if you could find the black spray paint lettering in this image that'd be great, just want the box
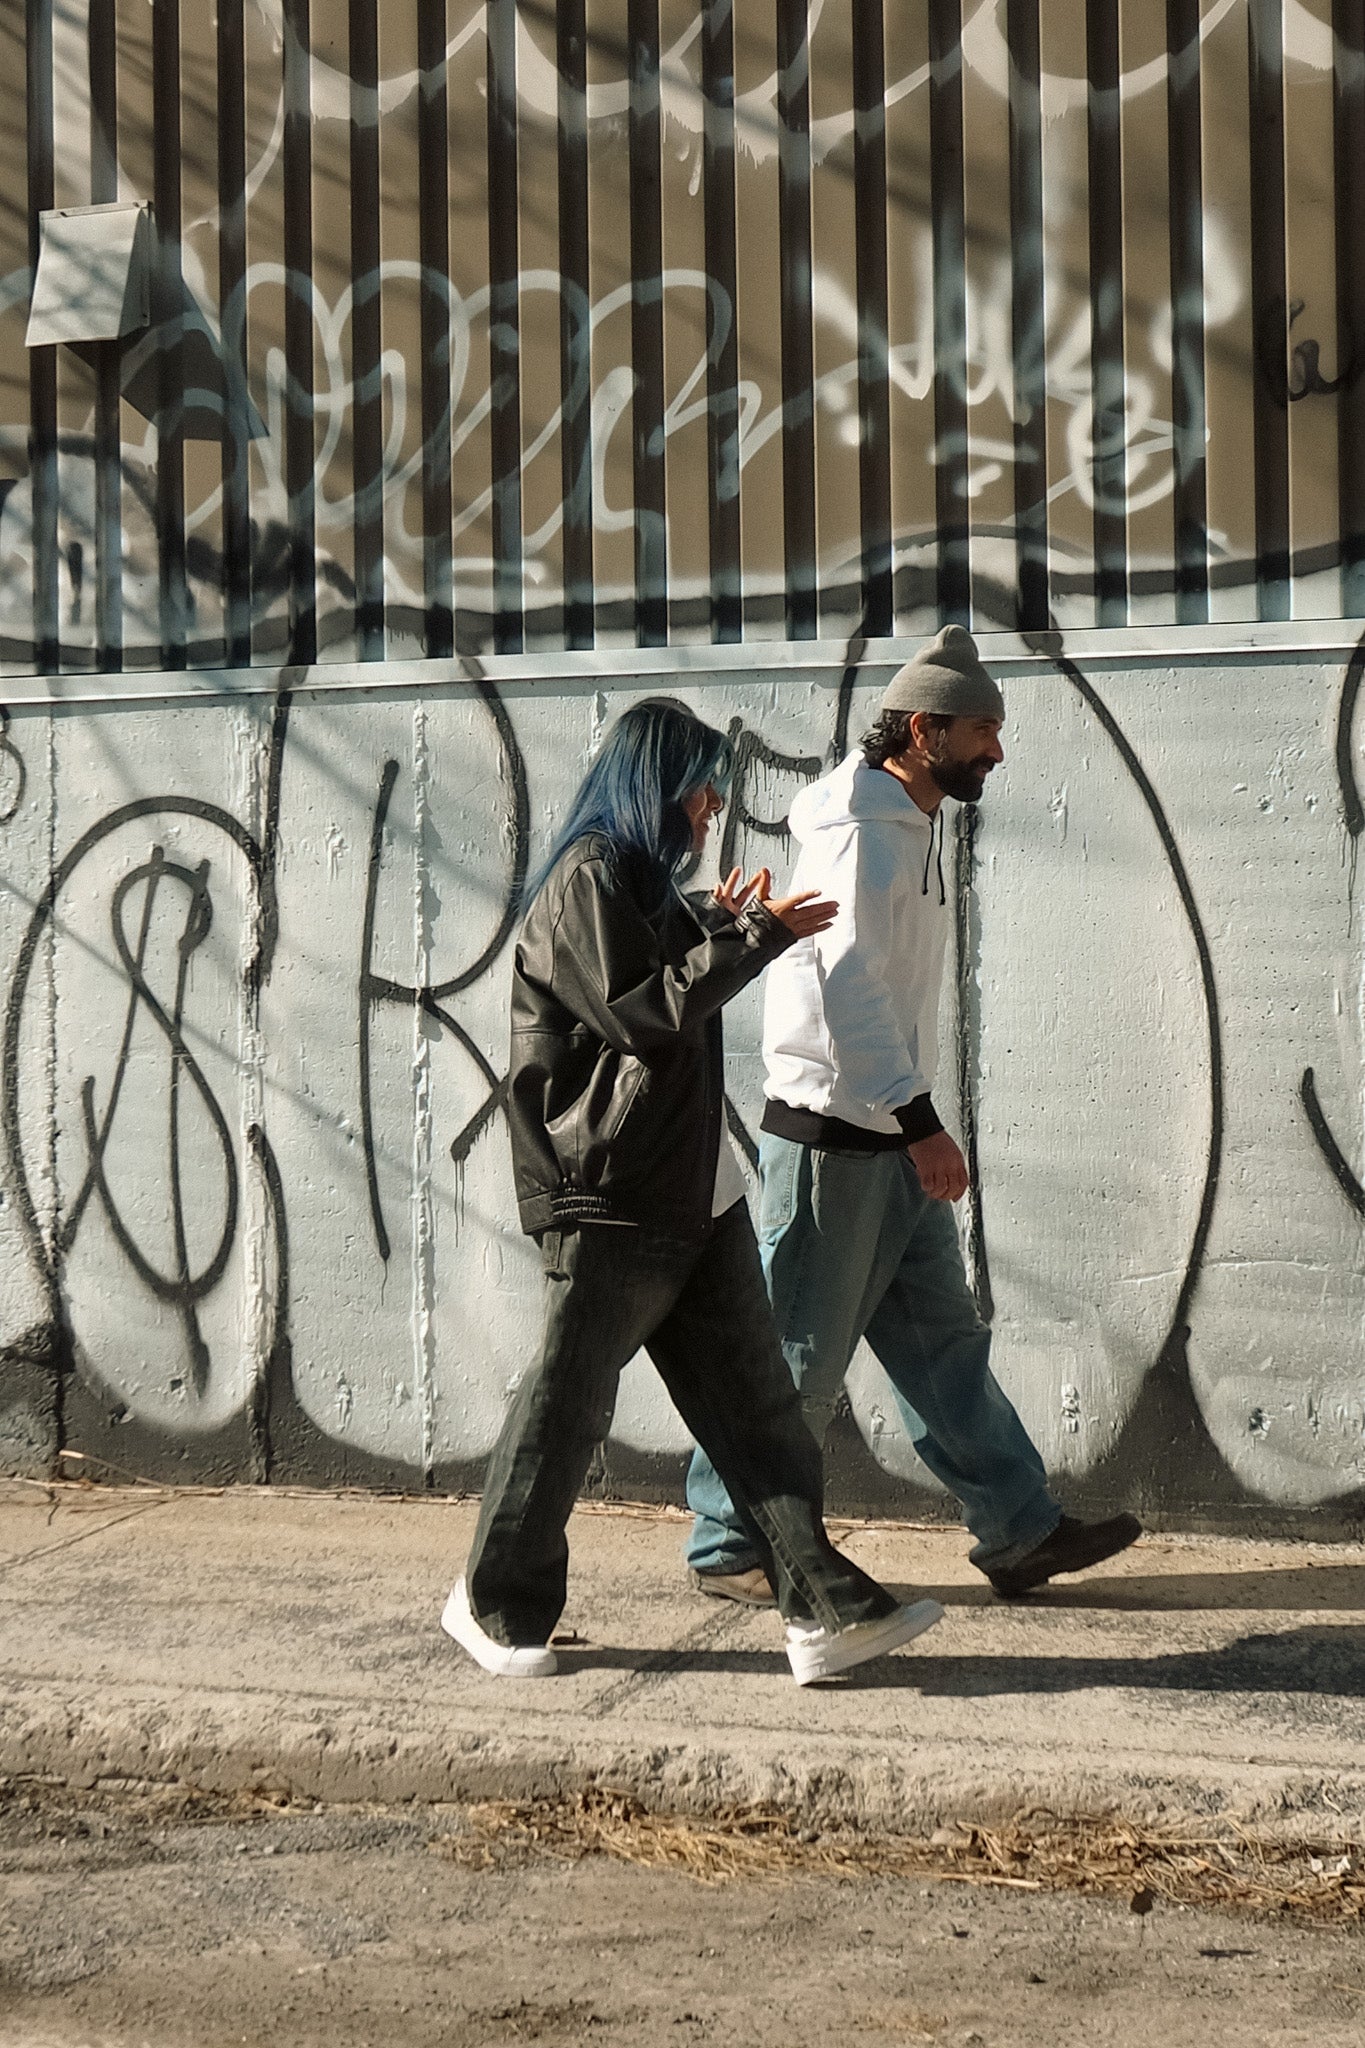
[0,640,1352,1508]
[0,653,1219,1451]
[58,847,240,1393]
[1256,298,1360,409]
[0,710,27,825]
[358,667,529,1262]
[1297,624,1365,1218]
[0,691,291,1398]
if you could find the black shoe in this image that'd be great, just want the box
[985,1512,1142,1599]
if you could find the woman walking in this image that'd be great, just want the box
[441,698,943,1685]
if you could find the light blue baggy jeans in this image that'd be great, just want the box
[685,1133,1061,1575]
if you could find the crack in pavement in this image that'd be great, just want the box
[579,1601,753,1718]
[0,1500,170,1580]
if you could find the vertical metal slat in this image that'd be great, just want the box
[1008,0,1048,631]
[350,0,383,658]
[700,0,740,642]
[628,0,666,645]
[852,0,892,637]
[26,0,58,674]
[418,0,454,659]
[218,0,251,666]
[89,0,117,197]
[152,0,186,666]
[1086,0,1127,627]
[1167,0,1209,624]
[281,0,316,664]
[1248,0,1290,619]
[90,0,122,670]
[928,0,969,626]
[557,0,593,649]
[776,0,816,638]
[486,0,522,654]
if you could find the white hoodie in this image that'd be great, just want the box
[762,752,950,1137]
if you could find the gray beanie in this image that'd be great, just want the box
[879,625,1005,721]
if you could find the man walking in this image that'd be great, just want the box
[685,626,1141,1602]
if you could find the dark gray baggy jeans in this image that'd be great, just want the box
[466,1202,898,1648]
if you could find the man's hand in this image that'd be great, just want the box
[907,1129,970,1202]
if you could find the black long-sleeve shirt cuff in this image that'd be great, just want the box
[894,1094,944,1143]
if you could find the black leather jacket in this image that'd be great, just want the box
[507,836,795,1238]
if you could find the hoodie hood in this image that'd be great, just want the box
[787,751,932,845]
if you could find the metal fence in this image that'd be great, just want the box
[2,0,1364,673]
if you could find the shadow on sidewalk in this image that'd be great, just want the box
[885,1566,1365,1613]
[556,1624,1365,1698]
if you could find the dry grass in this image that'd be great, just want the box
[431,1787,1365,1925]
[10,1768,1365,1927]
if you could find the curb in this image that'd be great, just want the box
[7,1682,1365,1844]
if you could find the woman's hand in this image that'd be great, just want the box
[766,890,839,938]
[713,866,760,917]
[752,870,838,939]
[714,865,837,937]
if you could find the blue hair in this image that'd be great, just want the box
[526,697,735,911]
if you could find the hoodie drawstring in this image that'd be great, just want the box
[920,807,947,908]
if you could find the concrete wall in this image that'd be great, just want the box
[3,625,1364,1531]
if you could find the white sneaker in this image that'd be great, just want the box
[785,1598,945,1686]
[440,1576,558,1678]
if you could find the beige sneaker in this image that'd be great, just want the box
[689,1565,777,1608]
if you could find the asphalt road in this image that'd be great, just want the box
[2,1786,1364,2048]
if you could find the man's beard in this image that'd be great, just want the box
[929,756,994,804]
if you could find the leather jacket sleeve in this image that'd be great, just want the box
[548,855,795,1058]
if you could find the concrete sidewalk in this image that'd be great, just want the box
[5,1480,1365,1840]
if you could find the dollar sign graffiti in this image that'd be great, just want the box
[58,844,240,1391]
